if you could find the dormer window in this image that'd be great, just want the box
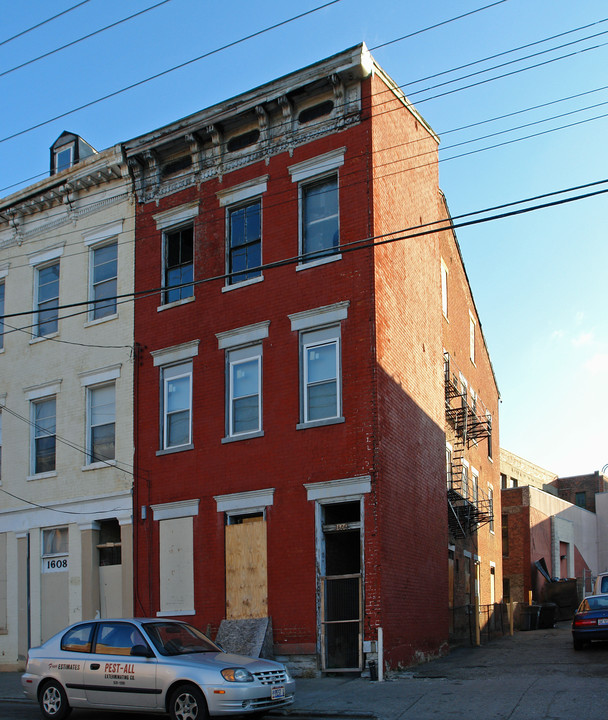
[55,145,73,173]
[50,131,96,175]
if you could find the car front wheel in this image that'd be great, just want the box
[39,680,71,720]
[169,683,208,720]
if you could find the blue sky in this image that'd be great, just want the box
[1,0,606,476]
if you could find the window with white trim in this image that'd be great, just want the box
[31,396,56,474]
[228,346,262,437]
[301,176,339,261]
[302,326,341,423]
[87,383,115,463]
[90,241,117,320]
[461,461,469,501]
[35,262,60,337]
[161,362,192,449]
[289,149,345,266]
[472,468,479,505]
[488,485,494,532]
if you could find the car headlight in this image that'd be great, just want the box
[221,667,254,682]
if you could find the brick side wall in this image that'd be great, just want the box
[369,72,449,666]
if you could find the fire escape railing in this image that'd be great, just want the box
[444,352,493,538]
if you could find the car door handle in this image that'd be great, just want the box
[91,663,100,670]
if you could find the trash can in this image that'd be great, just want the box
[520,604,540,631]
[368,660,378,681]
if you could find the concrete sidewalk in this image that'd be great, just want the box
[3,624,607,719]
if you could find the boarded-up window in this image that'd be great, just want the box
[159,517,194,614]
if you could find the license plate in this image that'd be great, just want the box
[271,686,285,700]
[598,618,608,625]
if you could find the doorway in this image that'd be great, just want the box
[319,500,362,671]
[225,512,268,619]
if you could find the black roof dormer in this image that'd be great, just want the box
[50,131,97,176]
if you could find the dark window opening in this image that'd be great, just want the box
[228,201,261,284]
[164,226,194,303]
[227,129,260,153]
[98,518,122,567]
[298,100,334,124]
[162,156,192,178]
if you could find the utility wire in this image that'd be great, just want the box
[2,98,608,272]
[0,0,174,80]
[2,178,607,323]
[0,0,345,145]
[0,0,516,147]
[0,1,92,47]
[0,484,130,516]
[0,403,135,476]
[370,0,509,51]
[1,12,605,186]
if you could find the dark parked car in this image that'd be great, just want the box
[572,595,608,650]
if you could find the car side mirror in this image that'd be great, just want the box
[131,644,154,658]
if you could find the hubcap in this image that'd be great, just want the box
[43,686,61,715]
[175,691,200,720]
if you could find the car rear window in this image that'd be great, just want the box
[61,624,95,653]
[584,596,608,611]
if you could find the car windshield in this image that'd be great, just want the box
[143,621,220,656]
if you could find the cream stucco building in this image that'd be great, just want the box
[0,136,134,668]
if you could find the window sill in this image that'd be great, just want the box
[84,313,118,328]
[82,460,116,471]
[156,610,195,617]
[27,471,58,482]
[156,443,194,456]
[296,253,342,271]
[29,332,59,345]
[222,430,264,444]
[297,416,345,430]
[157,296,195,313]
[222,275,264,293]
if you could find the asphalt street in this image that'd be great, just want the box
[2,622,607,719]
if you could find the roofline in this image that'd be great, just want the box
[124,43,375,156]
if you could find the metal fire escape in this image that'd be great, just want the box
[444,352,494,538]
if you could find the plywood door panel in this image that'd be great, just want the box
[225,520,268,619]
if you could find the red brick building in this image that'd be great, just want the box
[440,197,501,636]
[125,44,500,674]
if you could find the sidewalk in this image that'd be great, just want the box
[4,624,606,719]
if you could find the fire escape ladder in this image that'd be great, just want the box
[444,352,494,538]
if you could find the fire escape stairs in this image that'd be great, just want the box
[444,352,494,539]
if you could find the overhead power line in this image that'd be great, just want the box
[2,178,607,325]
[0,0,345,145]
[0,0,92,47]
[0,0,512,147]
[370,0,509,51]
[2,92,608,257]
[0,0,174,80]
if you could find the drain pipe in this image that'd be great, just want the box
[377,627,384,682]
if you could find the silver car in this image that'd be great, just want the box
[22,618,295,720]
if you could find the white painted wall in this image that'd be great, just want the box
[0,147,134,665]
